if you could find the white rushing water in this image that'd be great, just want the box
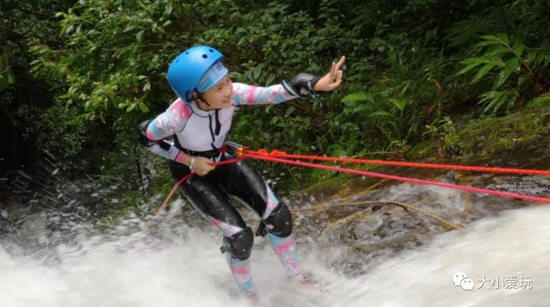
[1,194,549,307]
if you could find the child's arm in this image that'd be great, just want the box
[232,56,346,106]
[231,82,302,106]
[137,99,192,164]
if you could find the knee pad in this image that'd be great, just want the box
[260,203,292,238]
[221,227,254,261]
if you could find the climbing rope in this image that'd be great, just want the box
[146,157,243,227]
[148,145,550,227]
[242,152,550,203]
[246,149,550,176]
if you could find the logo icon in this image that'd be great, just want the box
[461,278,474,291]
[453,272,474,291]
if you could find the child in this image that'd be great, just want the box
[138,45,345,300]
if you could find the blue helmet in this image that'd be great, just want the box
[167,46,224,103]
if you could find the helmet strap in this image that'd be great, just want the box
[195,91,222,111]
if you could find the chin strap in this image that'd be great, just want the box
[195,90,224,112]
[282,73,324,107]
[195,91,211,107]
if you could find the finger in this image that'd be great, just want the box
[335,56,346,71]
[329,62,336,79]
[330,71,343,90]
[332,71,343,84]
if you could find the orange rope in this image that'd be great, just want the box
[146,157,244,227]
[246,149,550,176]
[243,153,550,203]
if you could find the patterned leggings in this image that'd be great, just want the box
[168,155,303,294]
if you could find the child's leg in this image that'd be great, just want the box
[263,186,303,280]
[214,159,304,280]
[169,161,257,296]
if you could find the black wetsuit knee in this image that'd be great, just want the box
[259,203,292,238]
[221,227,254,260]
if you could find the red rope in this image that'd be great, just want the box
[146,158,244,227]
[243,153,550,203]
[247,149,550,176]
[149,148,550,228]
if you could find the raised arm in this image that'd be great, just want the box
[231,55,346,106]
[231,83,300,106]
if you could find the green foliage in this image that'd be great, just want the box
[478,89,520,114]
[451,0,550,115]
[333,92,413,154]
[34,105,88,169]
[454,33,543,114]
[423,116,461,155]
[527,92,550,110]
[0,46,15,91]
[29,0,179,121]
[458,109,550,157]
[12,0,550,201]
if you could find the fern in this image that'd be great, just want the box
[478,89,520,114]
[445,16,495,48]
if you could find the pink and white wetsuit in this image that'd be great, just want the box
[139,82,305,296]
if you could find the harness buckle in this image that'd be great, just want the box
[224,141,246,158]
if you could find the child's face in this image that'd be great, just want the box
[200,74,233,109]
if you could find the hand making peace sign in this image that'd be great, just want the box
[313,56,346,92]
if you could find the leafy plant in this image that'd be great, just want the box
[527,92,550,110]
[423,116,460,154]
[0,46,15,91]
[454,33,540,113]
[17,0,550,198]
